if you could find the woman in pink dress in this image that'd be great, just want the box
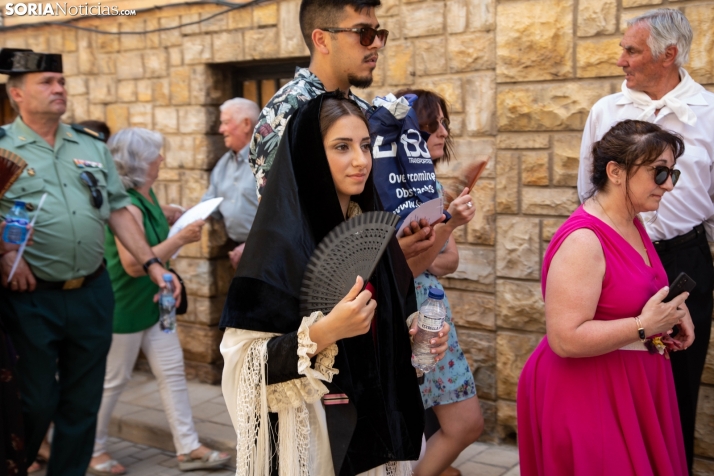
[518,120,695,476]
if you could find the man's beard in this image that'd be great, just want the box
[348,73,373,89]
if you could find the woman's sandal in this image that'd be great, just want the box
[177,450,231,471]
[87,459,126,475]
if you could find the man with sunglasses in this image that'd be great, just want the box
[250,0,385,200]
[0,48,180,476]
[250,0,436,259]
[576,10,714,472]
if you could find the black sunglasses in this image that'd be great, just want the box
[651,165,680,186]
[322,27,389,46]
[79,171,104,209]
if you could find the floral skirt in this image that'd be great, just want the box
[414,272,477,409]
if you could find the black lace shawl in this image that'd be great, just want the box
[219,92,424,475]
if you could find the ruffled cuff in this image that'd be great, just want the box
[296,312,339,383]
[266,312,339,411]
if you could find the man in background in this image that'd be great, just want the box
[202,98,260,268]
[249,0,436,260]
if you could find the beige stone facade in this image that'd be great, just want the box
[2,0,714,471]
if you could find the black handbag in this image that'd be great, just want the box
[170,267,188,315]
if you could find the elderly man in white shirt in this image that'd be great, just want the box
[577,9,714,472]
[202,98,260,268]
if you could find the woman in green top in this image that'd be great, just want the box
[89,128,230,475]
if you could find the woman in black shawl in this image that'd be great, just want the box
[219,93,450,476]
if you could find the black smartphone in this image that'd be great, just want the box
[663,272,696,303]
[664,272,696,337]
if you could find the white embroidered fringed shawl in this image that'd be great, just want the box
[220,312,413,476]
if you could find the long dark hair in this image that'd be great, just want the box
[394,88,454,163]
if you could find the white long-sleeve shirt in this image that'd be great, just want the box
[577,82,714,241]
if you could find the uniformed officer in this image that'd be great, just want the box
[0,48,180,476]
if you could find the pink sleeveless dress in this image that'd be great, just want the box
[517,206,687,476]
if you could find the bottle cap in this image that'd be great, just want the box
[14,200,25,208]
[427,288,444,300]
[163,273,173,281]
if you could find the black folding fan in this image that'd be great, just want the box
[300,211,400,315]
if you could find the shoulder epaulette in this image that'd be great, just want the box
[71,124,105,141]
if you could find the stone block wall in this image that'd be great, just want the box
[2,0,714,470]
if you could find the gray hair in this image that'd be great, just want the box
[220,98,260,127]
[108,128,164,190]
[5,75,25,113]
[627,8,693,67]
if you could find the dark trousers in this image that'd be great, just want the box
[654,229,714,474]
[0,271,114,476]
[0,322,27,476]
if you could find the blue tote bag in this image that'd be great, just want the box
[369,95,440,229]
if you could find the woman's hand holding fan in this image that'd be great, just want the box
[445,188,476,228]
[440,156,490,209]
[305,276,377,356]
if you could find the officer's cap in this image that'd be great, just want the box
[0,48,63,76]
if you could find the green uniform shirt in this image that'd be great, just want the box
[104,189,169,334]
[0,117,131,282]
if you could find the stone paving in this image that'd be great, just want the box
[33,436,519,476]
[35,371,520,475]
[34,436,235,476]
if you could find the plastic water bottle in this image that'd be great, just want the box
[411,288,447,373]
[159,273,177,333]
[3,201,29,245]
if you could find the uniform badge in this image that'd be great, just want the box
[27,168,35,176]
[73,159,103,169]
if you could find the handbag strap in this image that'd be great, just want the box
[131,192,169,267]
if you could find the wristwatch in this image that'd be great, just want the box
[142,257,163,274]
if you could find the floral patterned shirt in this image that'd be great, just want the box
[248,67,371,199]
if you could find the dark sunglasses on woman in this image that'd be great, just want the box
[321,26,389,47]
[651,165,680,186]
[79,171,104,209]
[424,117,450,134]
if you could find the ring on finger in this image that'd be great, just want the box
[467,202,473,208]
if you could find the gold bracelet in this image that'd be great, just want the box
[634,316,646,342]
